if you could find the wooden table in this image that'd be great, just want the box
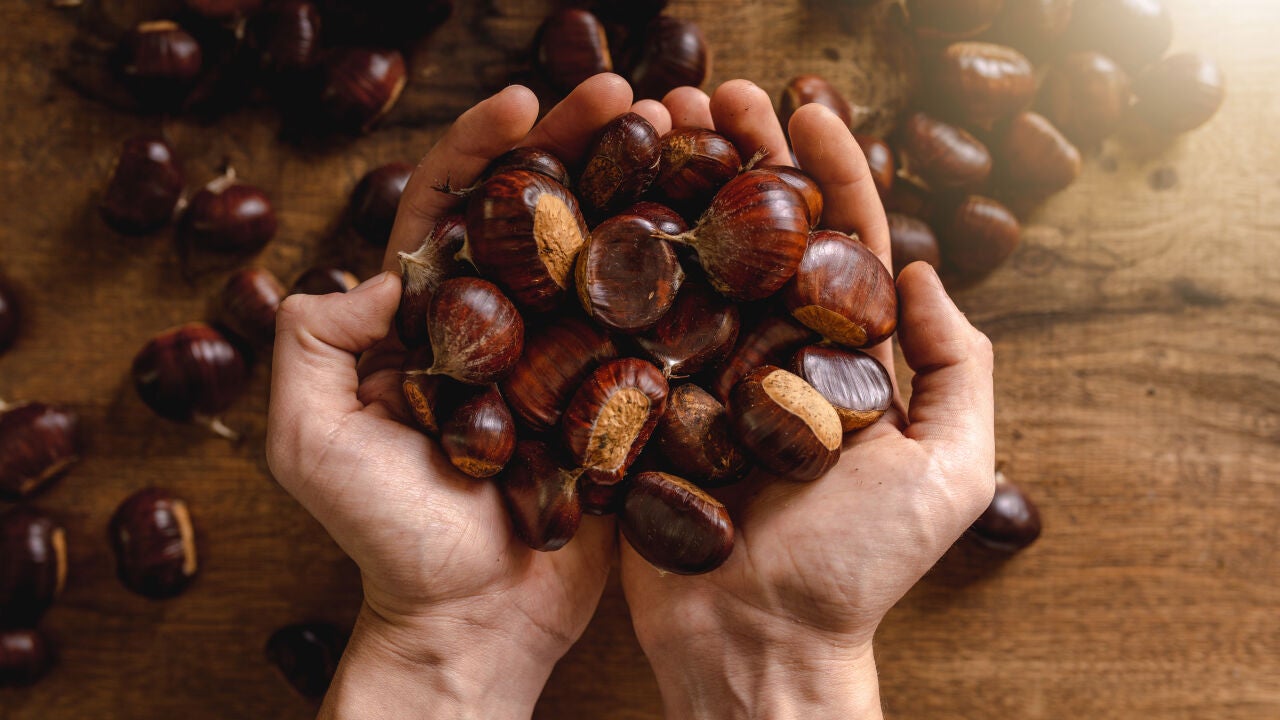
[2,1,1276,718]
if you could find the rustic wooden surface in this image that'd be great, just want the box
[1,0,1277,718]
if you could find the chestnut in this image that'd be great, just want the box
[887,212,942,277]
[178,168,278,254]
[932,42,1036,132]
[537,9,613,94]
[497,440,583,551]
[440,385,516,479]
[621,471,733,575]
[1039,51,1132,149]
[290,266,359,295]
[266,622,346,699]
[709,314,817,406]
[659,170,811,301]
[790,345,893,432]
[350,162,413,246]
[320,48,407,133]
[115,20,203,109]
[855,135,895,201]
[0,629,53,687]
[482,147,572,188]
[655,384,748,488]
[987,0,1074,61]
[577,112,662,218]
[109,487,199,599]
[782,230,898,348]
[968,471,1042,552]
[937,195,1021,282]
[185,0,263,18]
[1065,0,1171,73]
[424,277,524,385]
[629,16,709,100]
[636,277,739,378]
[463,170,590,313]
[1133,53,1227,135]
[898,112,992,191]
[99,136,185,236]
[562,358,668,485]
[995,111,1081,199]
[0,279,14,354]
[579,475,629,516]
[217,267,286,348]
[396,214,468,349]
[401,348,465,436]
[499,317,617,433]
[883,174,936,220]
[131,322,248,439]
[254,0,323,75]
[907,0,1005,39]
[624,201,688,236]
[575,214,683,334]
[0,403,80,501]
[730,365,842,482]
[759,165,824,228]
[0,507,67,627]
[779,74,854,131]
[652,128,741,215]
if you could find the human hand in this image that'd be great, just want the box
[619,82,997,720]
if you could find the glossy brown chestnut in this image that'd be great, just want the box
[109,487,199,599]
[537,9,613,94]
[579,475,629,516]
[254,0,322,74]
[462,170,590,313]
[855,135,895,200]
[883,175,936,220]
[1039,52,1132,149]
[217,267,286,348]
[483,147,572,188]
[730,365,842,482]
[779,74,854,131]
[116,20,203,108]
[499,317,617,432]
[396,214,468,348]
[576,214,683,333]
[629,16,709,100]
[578,113,662,217]
[937,195,1021,281]
[624,201,689,235]
[0,507,66,627]
[932,42,1036,131]
[621,471,733,575]
[655,384,749,488]
[0,280,15,354]
[887,213,942,277]
[290,266,359,295]
[439,385,516,479]
[968,471,1042,552]
[100,136,185,236]
[0,629,53,687]
[995,111,1081,198]
[636,277,739,378]
[0,403,79,501]
[1065,0,1171,73]
[758,165,824,228]
[709,314,817,405]
[132,322,248,439]
[899,112,992,191]
[987,0,1073,61]
[652,128,741,214]
[266,622,346,699]
[320,48,407,133]
[1133,53,1227,135]
[424,277,523,385]
[790,345,893,432]
[907,0,1005,39]
[562,358,668,485]
[186,0,263,18]
[350,162,413,245]
[178,169,278,254]
[659,170,811,301]
[498,441,583,551]
[782,231,898,348]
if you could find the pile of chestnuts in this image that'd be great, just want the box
[395,111,897,575]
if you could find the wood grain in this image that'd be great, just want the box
[1,1,1277,718]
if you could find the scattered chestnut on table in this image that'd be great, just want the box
[937,195,1022,284]
[498,317,617,433]
[217,267,286,348]
[537,8,613,94]
[577,112,662,218]
[0,628,54,687]
[1039,51,1132,149]
[423,277,524,386]
[0,402,81,501]
[1133,52,1226,135]
[108,487,199,599]
[0,507,67,628]
[575,214,683,334]
[1064,0,1171,73]
[266,622,346,699]
[782,230,898,349]
[779,74,854,132]
[440,385,517,479]
[655,384,748,488]
[178,168,278,254]
[906,0,1006,40]
[290,266,360,295]
[855,135,895,201]
[790,345,893,433]
[931,42,1036,132]
[887,212,942,277]
[730,365,842,482]
[115,20,203,110]
[898,112,993,192]
[131,322,249,440]
[621,471,734,575]
[253,0,323,76]
[350,161,413,246]
[497,440,583,551]
[99,135,185,236]
[320,48,407,134]
[562,358,668,485]
[396,214,469,348]
[994,111,1081,201]
[986,0,1074,61]
[968,471,1042,552]
[629,15,709,100]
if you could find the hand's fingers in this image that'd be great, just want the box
[383,86,540,271]
[356,367,415,426]
[709,80,792,167]
[663,87,713,129]
[631,99,673,136]
[518,73,634,165]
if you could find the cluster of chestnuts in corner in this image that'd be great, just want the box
[781,0,1225,289]
[396,111,897,575]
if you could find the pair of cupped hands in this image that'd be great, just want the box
[266,74,995,720]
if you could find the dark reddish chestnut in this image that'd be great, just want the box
[636,277,739,378]
[629,16,709,100]
[265,622,347,699]
[0,629,53,687]
[937,195,1021,282]
[440,385,516,479]
[884,174,936,220]
[179,168,278,254]
[1065,0,1171,73]
[320,48,407,133]
[115,20,203,108]
[0,280,14,354]
[855,135,895,200]
[655,384,748,488]
[350,162,413,245]
[932,42,1036,131]
[1133,53,1227,135]
[217,267,286,348]
[578,113,662,217]
[562,358,668,485]
[887,213,942,277]
[0,507,66,627]
[621,471,733,575]
[968,471,1042,552]
[987,0,1073,61]
[108,487,199,599]
[790,345,893,432]
[907,0,1005,39]
[652,128,741,215]
[499,317,617,433]
[730,365,842,482]
[0,403,80,501]
[575,215,683,334]
[100,136,185,236]
[779,74,854,131]
[658,170,811,301]
[760,165,824,228]
[424,278,523,385]
[1039,52,1132,149]
[186,0,263,18]
[462,170,590,313]
[538,9,613,94]
[579,475,629,516]
[482,147,572,187]
[255,0,323,74]
[396,214,468,349]
[497,441,583,551]
[624,201,688,235]
[290,266,359,295]
[709,314,817,405]
[995,111,1081,198]
[132,323,248,439]
[782,231,898,348]
[401,348,465,436]
[899,112,992,191]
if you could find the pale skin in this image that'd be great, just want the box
[266,74,995,719]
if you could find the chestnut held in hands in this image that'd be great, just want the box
[440,385,517,479]
[629,16,709,100]
[401,348,465,436]
[320,48,407,133]
[350,162,413,245]
[424,277,524,385]
[655,384,749,488]
[290,266,359,295]
[498,440,583,551]
[759,165,824,229]
[481,147,572,188]
[782,230,898,348]
[577,112,662,218]
[100,136,185,236]
[968,471,1042,552]
[178,169,278,254]
[115,20,203,109]
[537,9,613,94]
[0,629,54,687]
[0,507,67,627]
[790,345,893,432]
[899,112,992,191]
[562,358,668,485]
[1039,52,1132,149]
[621,471,734,575]
[396,214,469,348]
[131,322,248,439]
[575,214,683,334]
[652,128,741,215]
[1133,53,1226,135]
[109,487,199,599]
[266,622,347,699]
[932,42,1036,132]
[625,201,689,236]
[730,365,842,482]
[0,402,80,501]
[499,317,617,432]
[709,314,817,405]
[635,277,739,378]
[217,267,286,348]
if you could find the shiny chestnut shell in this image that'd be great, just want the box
[790,345,893,432]
[100,136,185,236]
[537,9,613,94]
[0,629,54,687]
[899,112,992,191]
[497,440,583,551]
[116,20,203,108]
[1065,0,1171,73]
[709,314,817,406]
[653,128,741,215]
[730,365,842,482]
[0,507,67,627]
[907,0,1005,39]
[499,317,617,433]
[579,475,629,516]
[779,74,853,130]
[425,277,524,385]
[629,16,709,100]
[969,471,1042,552]
[440,385,516,479]
[320,48,407,133]
[108,487,199,599]
[887,213,942,277]
[938,195,1021,282]
[655,384,749,488]
[625,201,689,236]
[995,111,1081,198]
[855,135,895,200]
[217,267,286,348]
[575,214,683,334]
[782,230,898,348]
[932,42,1036,131]
[578,112,662,218]
[254,0,322,74]
[636,277,739,378]
[759,165,824,229]
[483,147,571,187]
[350,162,413,245]
[562,358,669,485]
[396,214,469,349]
[621,471,733,575]
[178,172,278,254]
[131,322,248,426]
[1039,52,1132,149]
[0,403,81,501]
[290,266,359,295]
[265,622,346,699]
[1133,53,1227,135]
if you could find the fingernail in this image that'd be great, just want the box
[351,271,393,294]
